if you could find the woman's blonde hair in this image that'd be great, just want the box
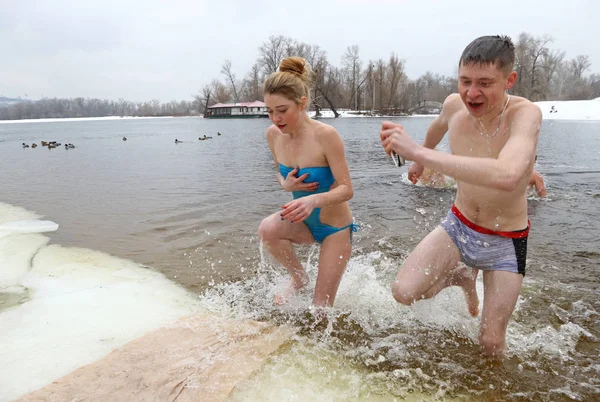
[263,56,314,107]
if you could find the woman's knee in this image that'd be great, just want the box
[259,214,286,243]
[258,217,275,241]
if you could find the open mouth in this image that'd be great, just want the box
[277,124,286,130]
[467,101,485,113]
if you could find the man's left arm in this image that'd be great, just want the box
[414,104,542,191]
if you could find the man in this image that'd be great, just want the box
[419,166,546,197]
[380,35,542,357]
[529,169,547,197]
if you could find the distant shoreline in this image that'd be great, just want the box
[1,98,598,123]
[0,115,187,125]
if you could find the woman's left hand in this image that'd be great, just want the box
[280,196,317,223]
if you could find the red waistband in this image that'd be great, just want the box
[451,204,530,239]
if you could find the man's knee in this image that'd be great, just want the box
[478,329,505,357]
[391,279,416,306]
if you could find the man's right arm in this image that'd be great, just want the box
[408,94,454,183]
[422,94,456,149]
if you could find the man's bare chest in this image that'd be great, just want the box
[448,116,510,159]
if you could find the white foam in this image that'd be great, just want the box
[201,249,483,347]
[0,220,58,238]
[0,202,201,401]
[230,341,461,401]
[508,319,595,361]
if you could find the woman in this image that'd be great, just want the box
[258,57,358,307]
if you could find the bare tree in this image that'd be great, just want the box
[194,84,212,114]
[314,63,341,117]
[570,55,592,79]
[589,74,600,98]
[258,35,292,75]
[211,79,231,104]
[342,45,362,110]
[541,49,565,99]
[221,60,240,103]
[513,33,533,97]
[240,63,262,101]
[529,35,553,101]
[385,53,406,110]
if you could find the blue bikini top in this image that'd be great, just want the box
[278,163,335,199]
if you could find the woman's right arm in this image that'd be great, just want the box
[266,126,285,187]
[266,126,317,192]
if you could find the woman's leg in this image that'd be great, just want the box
[258,211,314,304]
[312,228,353,306]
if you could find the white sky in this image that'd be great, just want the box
[1,0,598,102]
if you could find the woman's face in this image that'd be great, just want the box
[264,93,306,133]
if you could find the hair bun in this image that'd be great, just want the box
[279,57,307,77]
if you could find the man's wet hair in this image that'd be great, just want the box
[459,35,515,74]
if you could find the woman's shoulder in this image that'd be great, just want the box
[312,120,340,139]
[265,124,281,140]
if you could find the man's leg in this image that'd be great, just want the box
[479,270,523,357]
[392,226,479,317]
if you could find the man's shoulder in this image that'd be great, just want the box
[443,93,463,110]
[441,94,465,119]
[508,96,542,121]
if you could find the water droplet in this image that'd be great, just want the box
[424,267,431,276]
[483,242,490,248]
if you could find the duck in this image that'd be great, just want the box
[122,136,127,141]
[175,139,182,143]
[22,143,29,148]
[31,143,37,148]
[217,132,221,136]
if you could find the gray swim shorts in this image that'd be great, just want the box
[440,205,529,276]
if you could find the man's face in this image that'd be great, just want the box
[458,62,515,118]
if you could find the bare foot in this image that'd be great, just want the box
[274,276,309,306]
[451,267,479,317]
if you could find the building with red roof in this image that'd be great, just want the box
[204,100,268,118]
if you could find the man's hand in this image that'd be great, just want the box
[380,121,420,161]
[408,162,425,184]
